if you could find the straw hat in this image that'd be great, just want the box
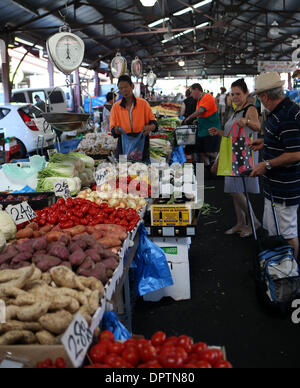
[254,72,285,94]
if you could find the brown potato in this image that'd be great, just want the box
[39,310,73,335]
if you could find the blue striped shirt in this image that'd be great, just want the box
[263,97,300,206]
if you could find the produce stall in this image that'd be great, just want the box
[0,125,205,369]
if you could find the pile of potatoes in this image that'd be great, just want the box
[0,264,104,346]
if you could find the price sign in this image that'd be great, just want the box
[54,180,71,199]
[5,202,37,225]
[94,168,109,187]
[61,312,93,368]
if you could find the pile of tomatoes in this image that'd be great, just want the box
[34,198,140,232]
[36,358,67,369]
[86,331,233,369]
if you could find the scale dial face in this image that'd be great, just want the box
[47,32,85,74]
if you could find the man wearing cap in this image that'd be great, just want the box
[250,72,300,258]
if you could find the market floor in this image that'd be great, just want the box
[132,176,300,369]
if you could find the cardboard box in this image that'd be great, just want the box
[144,237,191,302]
[151,203,194,227]
[0,345,73,368]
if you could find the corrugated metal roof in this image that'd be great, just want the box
[0,0,299,77]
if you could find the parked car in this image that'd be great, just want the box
[0,104,56,157]
[11,88,68,113]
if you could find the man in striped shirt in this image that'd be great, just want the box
[251,72,300,258]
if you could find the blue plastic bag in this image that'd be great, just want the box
[102,312,131,341]
[134,224,174,297]
[170,146,187,165]
[121,129,145,161]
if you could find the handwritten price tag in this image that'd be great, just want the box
[5,202,37,225]
[54,181,71,199]
[94,168,109,187]
[61,312,93,368]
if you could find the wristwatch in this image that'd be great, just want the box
[265,160,272,170]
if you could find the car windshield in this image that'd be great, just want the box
[18,105,43,119]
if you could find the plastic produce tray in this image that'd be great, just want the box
[0,192,56,211]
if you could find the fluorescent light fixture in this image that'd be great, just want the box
[140,0,157,6]
[161,22,209,43]
[173,0,213,16]
[15,37,43,50]
[148,17,170,28]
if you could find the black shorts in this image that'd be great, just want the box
[185,136,220,154]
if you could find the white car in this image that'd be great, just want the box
[0,104,56,158]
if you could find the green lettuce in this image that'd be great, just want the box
[38,163,77,179]
[49,153,85,172]
[36,177,82,196]
[69,152,95,169]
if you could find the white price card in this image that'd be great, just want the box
[61,312,93,368]
[94,168,109,187]
[54,180,71,199]
[5,202,37,225]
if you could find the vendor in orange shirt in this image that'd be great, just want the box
[110,75,158,162]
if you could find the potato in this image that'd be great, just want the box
[0,321,42,334]
[36,330,55,345]
[78,276,105,293]
[21,331,37,344]
[35,256,62,272]
[32,236,48,252]
[12,294,36,306]
[39,310,73,335]
[65,298,80,314]
[16,301,50,322]
[85,249,101,263]
[48,295,73,311]
[88,290,101,316]
[0,265,35,289]
[0,330,26,345]
[11,251,32,264]
[48,244,70,261]
[50,266,85,291]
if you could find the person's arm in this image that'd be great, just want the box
[251,152,300,177]
[109,105,121,137]
[184,106,206,124]
[143,101,158,136]
[235,106,261,132]
[180,102,186,117]
[209,128,224,137]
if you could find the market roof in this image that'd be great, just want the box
[1,0,300,78]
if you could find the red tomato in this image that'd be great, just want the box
[160,353,184,368]
[199,349,223,365]
[108,342,124,356]
[195,360,212,369]
[104,354,119,367]
[184,363,198,368]
[214,361,233,369]
[122,348,140,366]
[175,347,188,362]
[93,364,111,369]
[139,345,157,363]
[43,359,53,367]
[55,358,66,369]
[136,339,151,351]
[151,331,167,347]
[110,357,126,369]
[177,335,193,353]
[193,342,208,356]
[124,338,137,349]
[164,336,178,347]
[99,331,114,342]
[144,360,163,368]
[89,344,107,364]
[98,339,112,350]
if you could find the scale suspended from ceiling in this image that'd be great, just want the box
[45,24,89,133]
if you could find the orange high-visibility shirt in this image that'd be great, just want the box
[109,96,156,134]
[196,93,218,118]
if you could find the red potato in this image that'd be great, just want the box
[85,249,101,263]
[93,244,105,256]
[71,238,87,251]
[58,234,71,246]
[102,249,119,261]
[12,261,31,269]
[78,262,107,284]
[0,253,12,265]
[73,233,97,248]
[11,251,33,264]
[16,238,30,245]
[48,244,70,261]
[60,261,73,270]
[3,245,18,259]
[16,240,33,254]
[35,255,62,272]
[16,228,34,240]
[94,224,127,235]
[86,226,95,234]
[32,236,48,252]
[69,249,86,267]
[78,257,95,272]
[101,258,119,271]
[69,242,82,254]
